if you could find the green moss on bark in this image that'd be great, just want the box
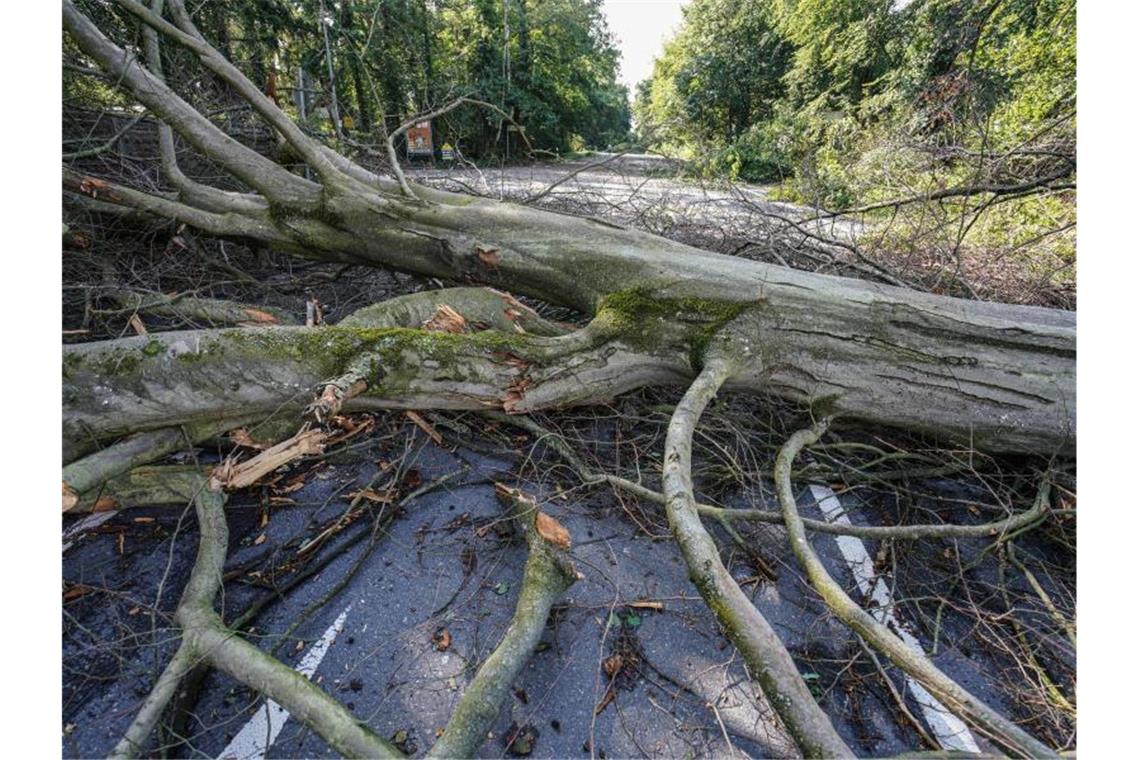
[595,287,749,366]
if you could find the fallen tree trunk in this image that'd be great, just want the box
[61,2,1073,458]
[61,3,1075,757]
[63,280,1074,458]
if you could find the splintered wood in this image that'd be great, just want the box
[209,428,327,492]
[422,304,468,333]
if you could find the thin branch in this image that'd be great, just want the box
[118,0,349,189]
[775,419,1059,759]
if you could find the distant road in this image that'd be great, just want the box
[408,152,863,243]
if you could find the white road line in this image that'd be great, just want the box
[217,605,353,760]
[807,484,980,754]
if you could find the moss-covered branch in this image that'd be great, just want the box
[427,485,580,758]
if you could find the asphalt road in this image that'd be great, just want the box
[408,153,863,244]
[63,418,1021,758]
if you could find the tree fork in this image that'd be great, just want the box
[62,0,1074,454]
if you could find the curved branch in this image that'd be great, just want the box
[661,355,854,758]
[775,419,1058,759]
[387,97,535,198]
[138,0,268,216]
[428,485,580,758]
[484,411,1051,541]
[62,1,321,208]
[63,168,283,239]
[113,480,403,758]
[118,0,348,187]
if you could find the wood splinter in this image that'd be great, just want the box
[209,428,327,492]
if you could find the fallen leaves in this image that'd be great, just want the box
[93,496,118,512]
[474,244,501,267]
[229,428,270,450]
[238,307,281,325]
[432,628,452,651]
[326,414,375,445]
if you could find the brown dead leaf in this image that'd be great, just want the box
[422,304,468,334]
[324,413,374,445]
[432,628,452,651]
[229,428,270,450]
[239,307,281,325]
[128,606,142,616]
[603,654,623,677]
[294,640,305,653]
[535,512,571,550]
[63,584,94,602]
[133,517,155,524]
[253,533,267,546]
[593,687,615,715]
[94,496,118,513]
[402,469,423,490]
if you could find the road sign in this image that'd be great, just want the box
[406,121,433,158]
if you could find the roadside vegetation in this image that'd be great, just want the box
[634,0,1075,305]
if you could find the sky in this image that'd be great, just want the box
[602,0,689,94]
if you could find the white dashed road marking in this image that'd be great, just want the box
[808,484,980,754]
[217,605,353,760]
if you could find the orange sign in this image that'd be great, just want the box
[406,121,433,157]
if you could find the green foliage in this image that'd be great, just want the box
[65,0,629,156]
[634,0,1075,299]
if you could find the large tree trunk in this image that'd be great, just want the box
[61,3,1074,757]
